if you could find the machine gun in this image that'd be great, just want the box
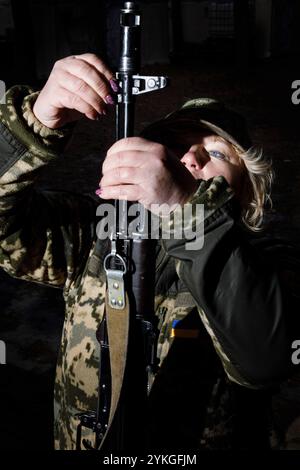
[76,1,168,451]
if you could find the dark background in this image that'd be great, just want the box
[1,0,300,451]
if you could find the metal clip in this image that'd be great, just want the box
[104,252,127,309]
[131,75,168,95]
[76,410,104,450]
[116,73,168,100]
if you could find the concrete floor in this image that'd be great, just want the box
[1,55,300,450]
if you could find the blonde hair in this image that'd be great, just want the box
[231,144,273,232]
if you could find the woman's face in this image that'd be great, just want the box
[169,129,246,198]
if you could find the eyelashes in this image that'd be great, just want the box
[208,150,227,161]
[169,142,229,162]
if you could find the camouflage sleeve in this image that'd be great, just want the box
[0,85,97,288]
[161,176,290,389]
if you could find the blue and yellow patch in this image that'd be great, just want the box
[171,319,199,339]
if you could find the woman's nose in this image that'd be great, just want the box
[180,145,208,170]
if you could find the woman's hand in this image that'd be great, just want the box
[99,137,199,212]
[33,53,117,129]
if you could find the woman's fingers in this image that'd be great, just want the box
[71,53,115,83]
[56,69,106,115]
[102,150,151,174]
[33,53,116,128]
[57,87,100,120]
[107,137,163,156]
[101,166,143,187]
[58,56,115,107]
[103,139,166,175]
[100,184,141,201]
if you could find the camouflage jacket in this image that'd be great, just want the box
[0,86,291,450]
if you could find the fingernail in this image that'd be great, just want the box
[109,79,119,93]
[104,94,115,105]
[95,188,102,196]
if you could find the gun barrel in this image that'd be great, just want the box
[119,2,141,74]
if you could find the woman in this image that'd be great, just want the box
[0,53,291,450]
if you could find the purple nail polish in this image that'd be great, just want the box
[95,188,102,196]
[105,94,115,105]
[109,79,119,93]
